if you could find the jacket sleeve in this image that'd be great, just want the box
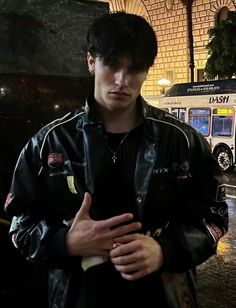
[156,130,228,272]
[5,135,75,269]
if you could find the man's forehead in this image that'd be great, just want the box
[98,54,133,67]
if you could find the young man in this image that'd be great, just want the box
[5,12,228,308]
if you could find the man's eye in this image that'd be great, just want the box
[129,68,140,74]
[129,66,143,74]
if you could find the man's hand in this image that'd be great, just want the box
[65,192,142,257]
[110,233,163,280]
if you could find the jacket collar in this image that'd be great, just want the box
[83,93,150,123]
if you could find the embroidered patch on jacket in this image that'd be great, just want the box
[4,192,13,210]
[153,161,191,178]
[210,205,228,217]
[206,223,225,243]
[216,184,226,202]
[153,168,169,174]
[67,176,77,194]
[48,153,63,168]
[172,161,192,177]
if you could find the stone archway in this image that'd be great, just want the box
[210,0,235,20]
[101,0,151,24]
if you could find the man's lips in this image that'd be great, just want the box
[109,91,130,96]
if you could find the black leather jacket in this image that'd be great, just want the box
[6,96,228,308]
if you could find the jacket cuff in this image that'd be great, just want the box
[47,227,69,258]
[155,235,188,272]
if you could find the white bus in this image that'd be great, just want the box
[145,79,236,171]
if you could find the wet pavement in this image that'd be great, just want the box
[197,196,236,308]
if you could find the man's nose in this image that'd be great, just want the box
[114,70,129,87]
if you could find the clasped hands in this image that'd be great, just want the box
[65,192,163,280]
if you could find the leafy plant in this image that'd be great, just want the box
[205,11,236,79]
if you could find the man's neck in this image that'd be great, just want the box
[99,104,143,133]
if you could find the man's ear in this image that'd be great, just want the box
[87,52,95,74]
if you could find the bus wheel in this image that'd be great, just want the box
[214,147,232,171]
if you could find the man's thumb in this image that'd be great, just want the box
[68,193,92,229]
[77,192,92,218]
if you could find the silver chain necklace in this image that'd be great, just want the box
[109,131,129,163]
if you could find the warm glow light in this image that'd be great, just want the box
[157,78,171,87]
[157,79,171,94]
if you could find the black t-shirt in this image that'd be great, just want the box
[76,124,167,308]
[91,124,142,220]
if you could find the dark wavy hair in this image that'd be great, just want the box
[87,11,157,71]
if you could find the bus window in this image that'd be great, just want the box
[212,108,234,137]
[189,108,210,136]
[180,109,186,122]
[171,108,186,121]
[171,109,178,118]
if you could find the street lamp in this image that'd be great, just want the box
[157,78,171,95]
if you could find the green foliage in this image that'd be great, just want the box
[205,11,236,79]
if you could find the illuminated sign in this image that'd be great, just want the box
[213,108,234,115]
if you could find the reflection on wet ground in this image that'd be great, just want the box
[197,199,236,308]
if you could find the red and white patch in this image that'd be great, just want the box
[48,153,63,168]
[4,192,13,210]
[206,223,225,243]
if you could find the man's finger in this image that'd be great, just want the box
[110,223,142,239]
[99,213,135,230]
[113,233,142,244]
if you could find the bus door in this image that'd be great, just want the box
[171,108,186,122]
[210,107,235,170]
[189,108,211,138]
